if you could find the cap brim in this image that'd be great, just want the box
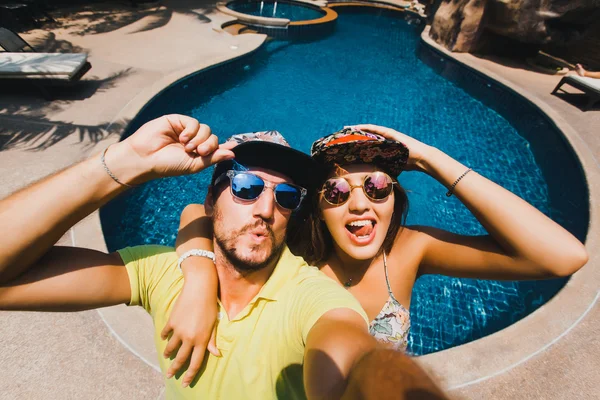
[232,141,321,190]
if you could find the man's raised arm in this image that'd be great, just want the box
[0,115,234,310]
[304,309,449,400]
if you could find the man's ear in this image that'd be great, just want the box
[205,187,215,217]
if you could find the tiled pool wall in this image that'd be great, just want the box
[244,19,337,39]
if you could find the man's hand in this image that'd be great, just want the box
[0,114,234,283]
[121,115,235,183]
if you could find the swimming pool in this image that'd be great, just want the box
[101,8,588,355]
[227,0,325,21]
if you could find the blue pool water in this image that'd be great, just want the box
[227,0,324,21]
[101,9,588,355]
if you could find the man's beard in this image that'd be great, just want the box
[213,207,286,274]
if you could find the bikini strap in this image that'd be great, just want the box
[383,251,400,304]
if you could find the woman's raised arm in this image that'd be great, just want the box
[161,203,220,388]
[355,124,588,280]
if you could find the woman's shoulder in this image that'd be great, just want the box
[393,225,431,245]
[388,226,432,264]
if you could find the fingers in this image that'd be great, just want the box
[175,117,234,158]
[195,134,219,156]
[161,322,173,341]
[220,140,238,151]
[354,124,411,144]
[182,347,206,388]
[188,148,235,173]
[166,342,193,379]
[163,334,182,360]
[353,124,392,134]
[180,123,212,152]
[207,327,221,357]
[169,115,200,143]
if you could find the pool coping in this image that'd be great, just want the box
[85,8,600,395]
[417,26,600,391]
[217,0,335,28]
[217,1,291,26]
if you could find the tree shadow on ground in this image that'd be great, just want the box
[0,116,129,151]
[27,31,85,53]
[47,0,216,36]
[0,69,133,151]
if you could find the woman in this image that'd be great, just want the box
[162,125,588,387]
[576,63,600,79]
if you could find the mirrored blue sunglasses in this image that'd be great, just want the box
[214,170,307,211]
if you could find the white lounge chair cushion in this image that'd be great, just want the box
[569,75,600,93]
[0,53,88,79]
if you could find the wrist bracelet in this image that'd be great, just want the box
[178,249,216,273]
[101,145,134,188]
[446,168,473,197]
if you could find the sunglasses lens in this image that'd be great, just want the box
[322,178,351,205]
[231,173,265,201]
[364,172,393,200]
[274,183,303,210]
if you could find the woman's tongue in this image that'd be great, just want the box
[346,223,374,238]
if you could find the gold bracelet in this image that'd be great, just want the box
[446,168,472,197]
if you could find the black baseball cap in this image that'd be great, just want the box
[211,130,321,191]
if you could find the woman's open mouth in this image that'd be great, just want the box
[345,219,377,245]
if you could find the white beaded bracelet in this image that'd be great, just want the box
[177,249,216,273]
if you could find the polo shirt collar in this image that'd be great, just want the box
[253,245,303,301]
[222,246,306,322]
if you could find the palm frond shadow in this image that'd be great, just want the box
[53,1,216,36]
[0,69,134,151]
[0,117,128,151]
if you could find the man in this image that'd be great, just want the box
[0,115,447,399]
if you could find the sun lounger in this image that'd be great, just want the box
[0,27,36,52]
[0,52,91,81]
[552,75,600,111]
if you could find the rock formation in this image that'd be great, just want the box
[428,0,600,68]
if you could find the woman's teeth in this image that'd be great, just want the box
[346,220,374,238]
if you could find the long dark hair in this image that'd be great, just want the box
[287,167,409,265]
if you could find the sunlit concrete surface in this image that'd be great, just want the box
[0,3,597,399]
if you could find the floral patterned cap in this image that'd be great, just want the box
[226,130,291,147]
[311,127,409,176]
[211,130,320,191]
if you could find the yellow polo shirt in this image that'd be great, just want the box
[118,245,367,399]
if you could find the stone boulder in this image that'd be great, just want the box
[428,0,600,67]
[429,0,488,52]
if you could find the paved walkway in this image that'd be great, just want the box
[0,2,265,398]
[0,2,598,399]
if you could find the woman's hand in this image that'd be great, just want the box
[161,267,220,388]
[353,124,433,173]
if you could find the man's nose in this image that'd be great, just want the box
[252,187,276,220]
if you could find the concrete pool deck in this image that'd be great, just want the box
[0,1,598,398]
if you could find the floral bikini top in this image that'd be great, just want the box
[368,252,411,352]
